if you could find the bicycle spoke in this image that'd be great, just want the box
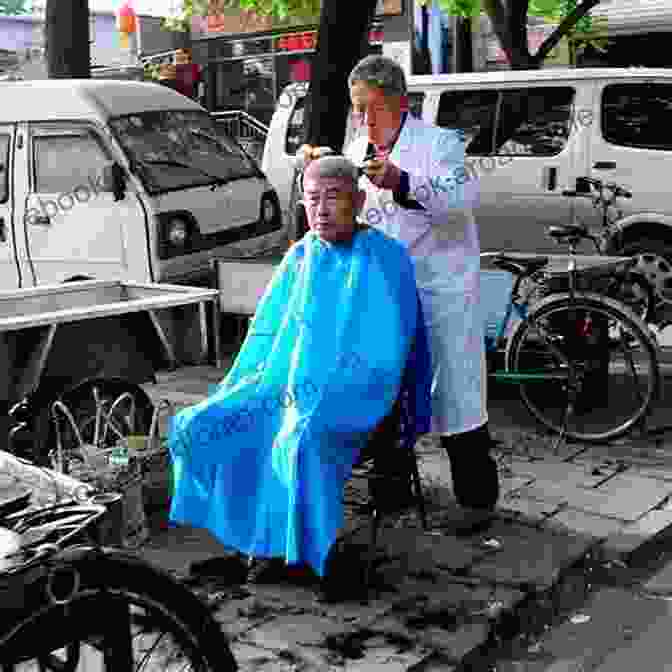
[613,326,645,406]
[507,294,659,443]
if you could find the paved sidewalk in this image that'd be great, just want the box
[136,366,672,671]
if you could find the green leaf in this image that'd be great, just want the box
[437,0,482,17]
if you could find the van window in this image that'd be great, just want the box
[32,126,111,194]
[495,87,575,156]
[285,94,306,155]
[436,87,575,156]
[436,90,498,154]
[602,83,672,150]
[0,134,9,203]
[110,110,258,195]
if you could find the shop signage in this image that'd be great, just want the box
[275,28,384,52]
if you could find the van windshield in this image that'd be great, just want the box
[109,110,259,193]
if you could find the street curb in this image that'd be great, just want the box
[455,540,605,671]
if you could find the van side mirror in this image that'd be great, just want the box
[102,162,126,202]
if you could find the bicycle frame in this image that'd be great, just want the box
[487,270,573,384]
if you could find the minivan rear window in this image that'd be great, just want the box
[602,83,672,150]
[437,90,498,154]
[437,87,575,157]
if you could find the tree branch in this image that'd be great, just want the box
[534,0,601,63]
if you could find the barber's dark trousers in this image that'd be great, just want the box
[440,422,500,511]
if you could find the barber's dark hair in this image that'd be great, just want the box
[348,55,407,97]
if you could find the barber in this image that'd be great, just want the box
[303,55,499,531]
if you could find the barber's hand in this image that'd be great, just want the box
[362,158,386,180]
[362,157,402,191]
[298,144,335,166]
[299,144,317,164]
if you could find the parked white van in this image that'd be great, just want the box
[263,68,672,308]
[0,80,285,290]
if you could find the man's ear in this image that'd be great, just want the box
[353,188,366,213]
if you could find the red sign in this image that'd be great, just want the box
[276,28,380,52]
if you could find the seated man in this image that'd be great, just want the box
[168,155,432,588]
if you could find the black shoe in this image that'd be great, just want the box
[441,506,497,537]
[317,543,369,603]
[186,553,249,587]
[246,558,288,585]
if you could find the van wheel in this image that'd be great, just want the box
[619,238,672,323]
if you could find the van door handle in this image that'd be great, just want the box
[0,217,5,242]
[593,161,616,170]
[543,166,557,191]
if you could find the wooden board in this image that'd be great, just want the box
[215,259,279,315]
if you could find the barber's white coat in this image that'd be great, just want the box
[346,115,487,436]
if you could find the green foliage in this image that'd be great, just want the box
[160,0,319,32]
[437,0,608,64]
[144,63,162,81]
[0,0,30,15]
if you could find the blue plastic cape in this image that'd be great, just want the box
[168,228,432,577]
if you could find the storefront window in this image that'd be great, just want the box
[242,57,276,125]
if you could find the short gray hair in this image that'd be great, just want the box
[303,155,359,192]
[348,55,407,97]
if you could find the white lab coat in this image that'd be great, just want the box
[346,115,488,436]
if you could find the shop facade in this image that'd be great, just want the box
[190,1,404,124]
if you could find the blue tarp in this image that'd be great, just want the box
[168,228,432,577]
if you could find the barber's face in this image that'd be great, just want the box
[303,177,364,244]
[349,81,403,147]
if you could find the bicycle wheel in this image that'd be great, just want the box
[0,548,237,671]
[505,291,660,443]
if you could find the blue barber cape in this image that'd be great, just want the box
[168,227,432,577]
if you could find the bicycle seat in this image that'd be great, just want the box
[490,254,549,276]
[547,224,588,239]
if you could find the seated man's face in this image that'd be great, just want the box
[303,176,364,244]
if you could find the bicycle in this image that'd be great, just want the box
[0,451,237,670]
[484,222,661,446]
[559,176,656,323]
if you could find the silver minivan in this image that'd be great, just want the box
[0,79,286,290]
[263,68,672,313]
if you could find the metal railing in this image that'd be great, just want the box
[212,110,268,163]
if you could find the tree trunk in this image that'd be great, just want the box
[45,0,91,78]
[457,16,474,72]
[304,0,378,151]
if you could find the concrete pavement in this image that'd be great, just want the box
[134,366,672,671]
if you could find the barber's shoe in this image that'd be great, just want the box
[440,506,497,537]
